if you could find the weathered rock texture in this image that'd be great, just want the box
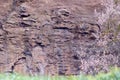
[0,0,120,75]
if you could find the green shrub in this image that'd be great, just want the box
[0,67,120,80]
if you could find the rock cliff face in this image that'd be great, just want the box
[0,0,120,75]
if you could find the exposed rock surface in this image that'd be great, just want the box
[0,0,120,75]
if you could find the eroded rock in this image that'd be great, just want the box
[0,0,120,75]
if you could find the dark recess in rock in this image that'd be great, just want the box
[19,13,30,18]
[60,11,70,17]
[72,55,80,60]
[0,22,2,28]
[19,22,31,27]
[89,36,96,40]
[53,27,70,30]
[35,41,45,48]
[23,49,32,57]
[58,71,65,75]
